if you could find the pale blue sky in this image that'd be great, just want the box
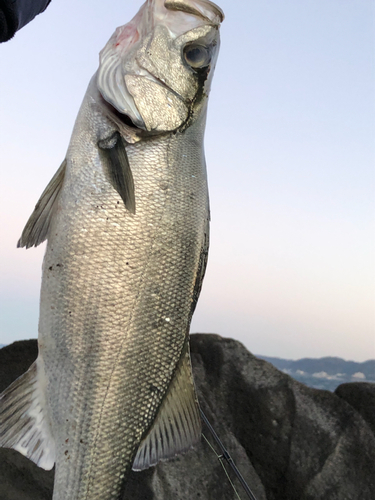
[0,0,374,361]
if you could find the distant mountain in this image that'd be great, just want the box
[257,355,375,391]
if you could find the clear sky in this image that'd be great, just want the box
[0,0,374,361]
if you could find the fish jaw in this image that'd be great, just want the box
[97,0,223,132]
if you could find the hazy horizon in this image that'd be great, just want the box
[0,0,374,362]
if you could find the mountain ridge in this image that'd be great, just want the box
[257,354,375,391]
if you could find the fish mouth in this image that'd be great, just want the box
[164,0,224,25]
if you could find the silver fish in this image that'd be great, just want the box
[0,0,223,498]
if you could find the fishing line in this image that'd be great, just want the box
[200,409,258,500]
[202,433,242,500]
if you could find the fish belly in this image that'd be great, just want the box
[38,126,208,499]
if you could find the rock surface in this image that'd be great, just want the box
[335,382,375,436]
[1,334,374,500]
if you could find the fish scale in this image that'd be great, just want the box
[43,93,209,499]
[0,1,223,498]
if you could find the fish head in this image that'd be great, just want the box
[97,0,224,133]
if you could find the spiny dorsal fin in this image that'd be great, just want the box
[0,360,55,470]
[18,159,66,248]
[132,342,201,471]
[98,132,136,214]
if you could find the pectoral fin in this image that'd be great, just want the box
[98,132,136,214]
[132,342,201,470]
[18,159,66,248]
[0,360,55,470]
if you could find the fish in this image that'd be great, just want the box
[0,0,223,498]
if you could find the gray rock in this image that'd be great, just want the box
[0,335,374,500]
[335,382,375,435]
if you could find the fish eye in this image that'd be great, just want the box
[183,44,211,69]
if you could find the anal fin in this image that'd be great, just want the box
[0,360,55,470]
[132,342,201,471]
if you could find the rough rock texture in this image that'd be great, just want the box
[335,382,375,436]
[1,334,374,500]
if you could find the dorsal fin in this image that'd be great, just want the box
[132,341,201,470]
[18,160,66,248]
